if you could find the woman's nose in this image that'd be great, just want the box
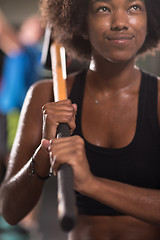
[110,10,129,31]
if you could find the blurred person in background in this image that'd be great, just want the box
[0,11,44,151]
[0,9,44,240]
[0,10,44,170]
[0,9,21,181]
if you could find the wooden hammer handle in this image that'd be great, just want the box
[50,43,77,232]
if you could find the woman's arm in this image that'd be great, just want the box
[0,78,77,225]
[47,135,160,227]
[0,80,52,225]
[85,175,160,226]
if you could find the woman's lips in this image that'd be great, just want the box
[106,34,134,48]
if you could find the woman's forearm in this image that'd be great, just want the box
[0,145,50,225]
[82,176,160,226]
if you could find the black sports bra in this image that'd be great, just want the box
[69,70,160,215]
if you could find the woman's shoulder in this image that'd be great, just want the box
[31,78,53,91]
[22,79,54,112]
[29,78,53,100]
[26,69,87,104]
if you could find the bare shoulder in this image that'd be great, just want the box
[19,79,54,136]
[28,79,54,105]
[26,69,84,106]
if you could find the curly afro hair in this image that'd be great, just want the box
[40,0,160,61]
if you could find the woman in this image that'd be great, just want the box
[1,0,160,239]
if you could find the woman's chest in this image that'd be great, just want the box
[81,94,138,149]
[77,95,160,189]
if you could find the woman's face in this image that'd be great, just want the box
[87,0,147,62]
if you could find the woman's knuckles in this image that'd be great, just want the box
[51,149,85,167]
[72,135,85,147]
[64,113,73,122]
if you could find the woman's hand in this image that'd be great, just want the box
[46,135,93,192]
[42,99,77,140]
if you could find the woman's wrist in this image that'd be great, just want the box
[28,157,52,180]
[28,144,52,180]
[79,174,96,196]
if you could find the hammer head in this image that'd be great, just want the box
[41,25,52,70]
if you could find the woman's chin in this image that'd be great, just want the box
[105,54,135,64]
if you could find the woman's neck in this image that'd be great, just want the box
[88,56,140,92]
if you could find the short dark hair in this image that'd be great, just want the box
[40,0,160,61]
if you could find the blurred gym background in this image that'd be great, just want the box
[0,0,67,240]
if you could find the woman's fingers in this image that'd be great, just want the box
[41,138,51,151]
[42,100,77,139]
[48,136,92,191]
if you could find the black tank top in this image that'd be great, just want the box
[69,70,160,215]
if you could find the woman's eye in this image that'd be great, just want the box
[96,6,110,13]
[129,5,142,12]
